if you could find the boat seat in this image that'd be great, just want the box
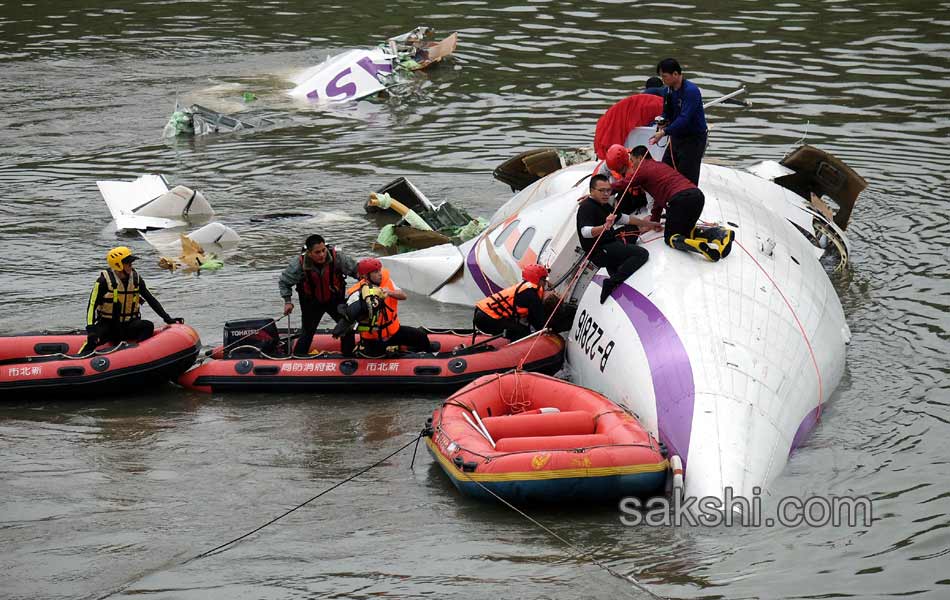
[482,410,595,440]
[495,434,610,452]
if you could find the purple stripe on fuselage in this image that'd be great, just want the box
[790,406,820,454]
[467,241,503,296]
[593,275,695,468]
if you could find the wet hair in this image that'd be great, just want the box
[631,145,650,159]
[656,58,682,75]
[645,76,663,89]
[590,174,610,189]
[304,234,326,252]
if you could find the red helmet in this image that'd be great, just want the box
[357,257,383,277]
[521,263,549,285]
[605,144,631,172]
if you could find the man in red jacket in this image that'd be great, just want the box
[624,145,734,261]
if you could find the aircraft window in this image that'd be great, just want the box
[494,220,520,247]
[513,227,536,260]
[539,238,552,261]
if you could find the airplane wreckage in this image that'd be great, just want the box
[164,27,458,137]
[378,102,865,503]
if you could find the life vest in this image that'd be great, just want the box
[475,281,542,321]
[96,269,142,322]
[345,270,400,341]
[296,248,346,303]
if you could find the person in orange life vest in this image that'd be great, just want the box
[81,246,182,354]
[577,174,662,304]
[626,145,733,261]
[343,258,434,356]
[279,234,358,356]
[473,263,550,341]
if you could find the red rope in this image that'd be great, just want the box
[733,239,824,421]
[515,155,653,371]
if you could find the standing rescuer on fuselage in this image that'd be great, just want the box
[82,246,182,354]
[473,263,550,341]
[649,58,708,185]
[279,234,357,357]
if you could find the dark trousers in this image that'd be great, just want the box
[83,318,154,353]
[590,241,649,291]
[473,308,529,342]
[663,188,706,242]
[663,131,707,185]
[361,325,433,356]
[294,297,354,356]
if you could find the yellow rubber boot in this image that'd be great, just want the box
[694,225,734,258]
[669,234,721,262]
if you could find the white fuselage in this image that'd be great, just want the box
[381,152,851,501]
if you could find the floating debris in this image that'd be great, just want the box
[365,177,486,255]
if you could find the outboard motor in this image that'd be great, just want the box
[222,318,280,357]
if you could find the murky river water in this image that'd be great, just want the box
[1,1,948,598]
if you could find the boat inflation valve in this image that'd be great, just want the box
[90,356,110,372]
[234,359,253,374]
[448,358,467,374]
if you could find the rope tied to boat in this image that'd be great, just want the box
[458,470,668,600]
[186,433,422,562]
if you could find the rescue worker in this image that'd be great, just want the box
[649,58,708,185]
[577,174,662,304]
[82,246,182,353]
[341,258,434,356]
[473,263,549,341]
[279,234,357,357]
[626,145,734,260]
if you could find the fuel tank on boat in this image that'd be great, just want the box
[381,137,865,501]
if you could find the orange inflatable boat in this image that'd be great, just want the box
[179,327,565,393]
[426,371,668,503]
[0,324,201,399]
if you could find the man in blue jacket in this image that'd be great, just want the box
[649,58,708,185]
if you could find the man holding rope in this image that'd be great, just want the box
[577,174,662,304]
[649,58,708,185]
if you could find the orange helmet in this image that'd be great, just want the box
[521,263,549,285]
[605,144,631,173]
[357,257,383,277]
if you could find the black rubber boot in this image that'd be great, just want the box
[669,233,721,262]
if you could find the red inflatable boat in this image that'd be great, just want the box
[426,371,668,503]
[0,323,201,399]
[179,328,565,393]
